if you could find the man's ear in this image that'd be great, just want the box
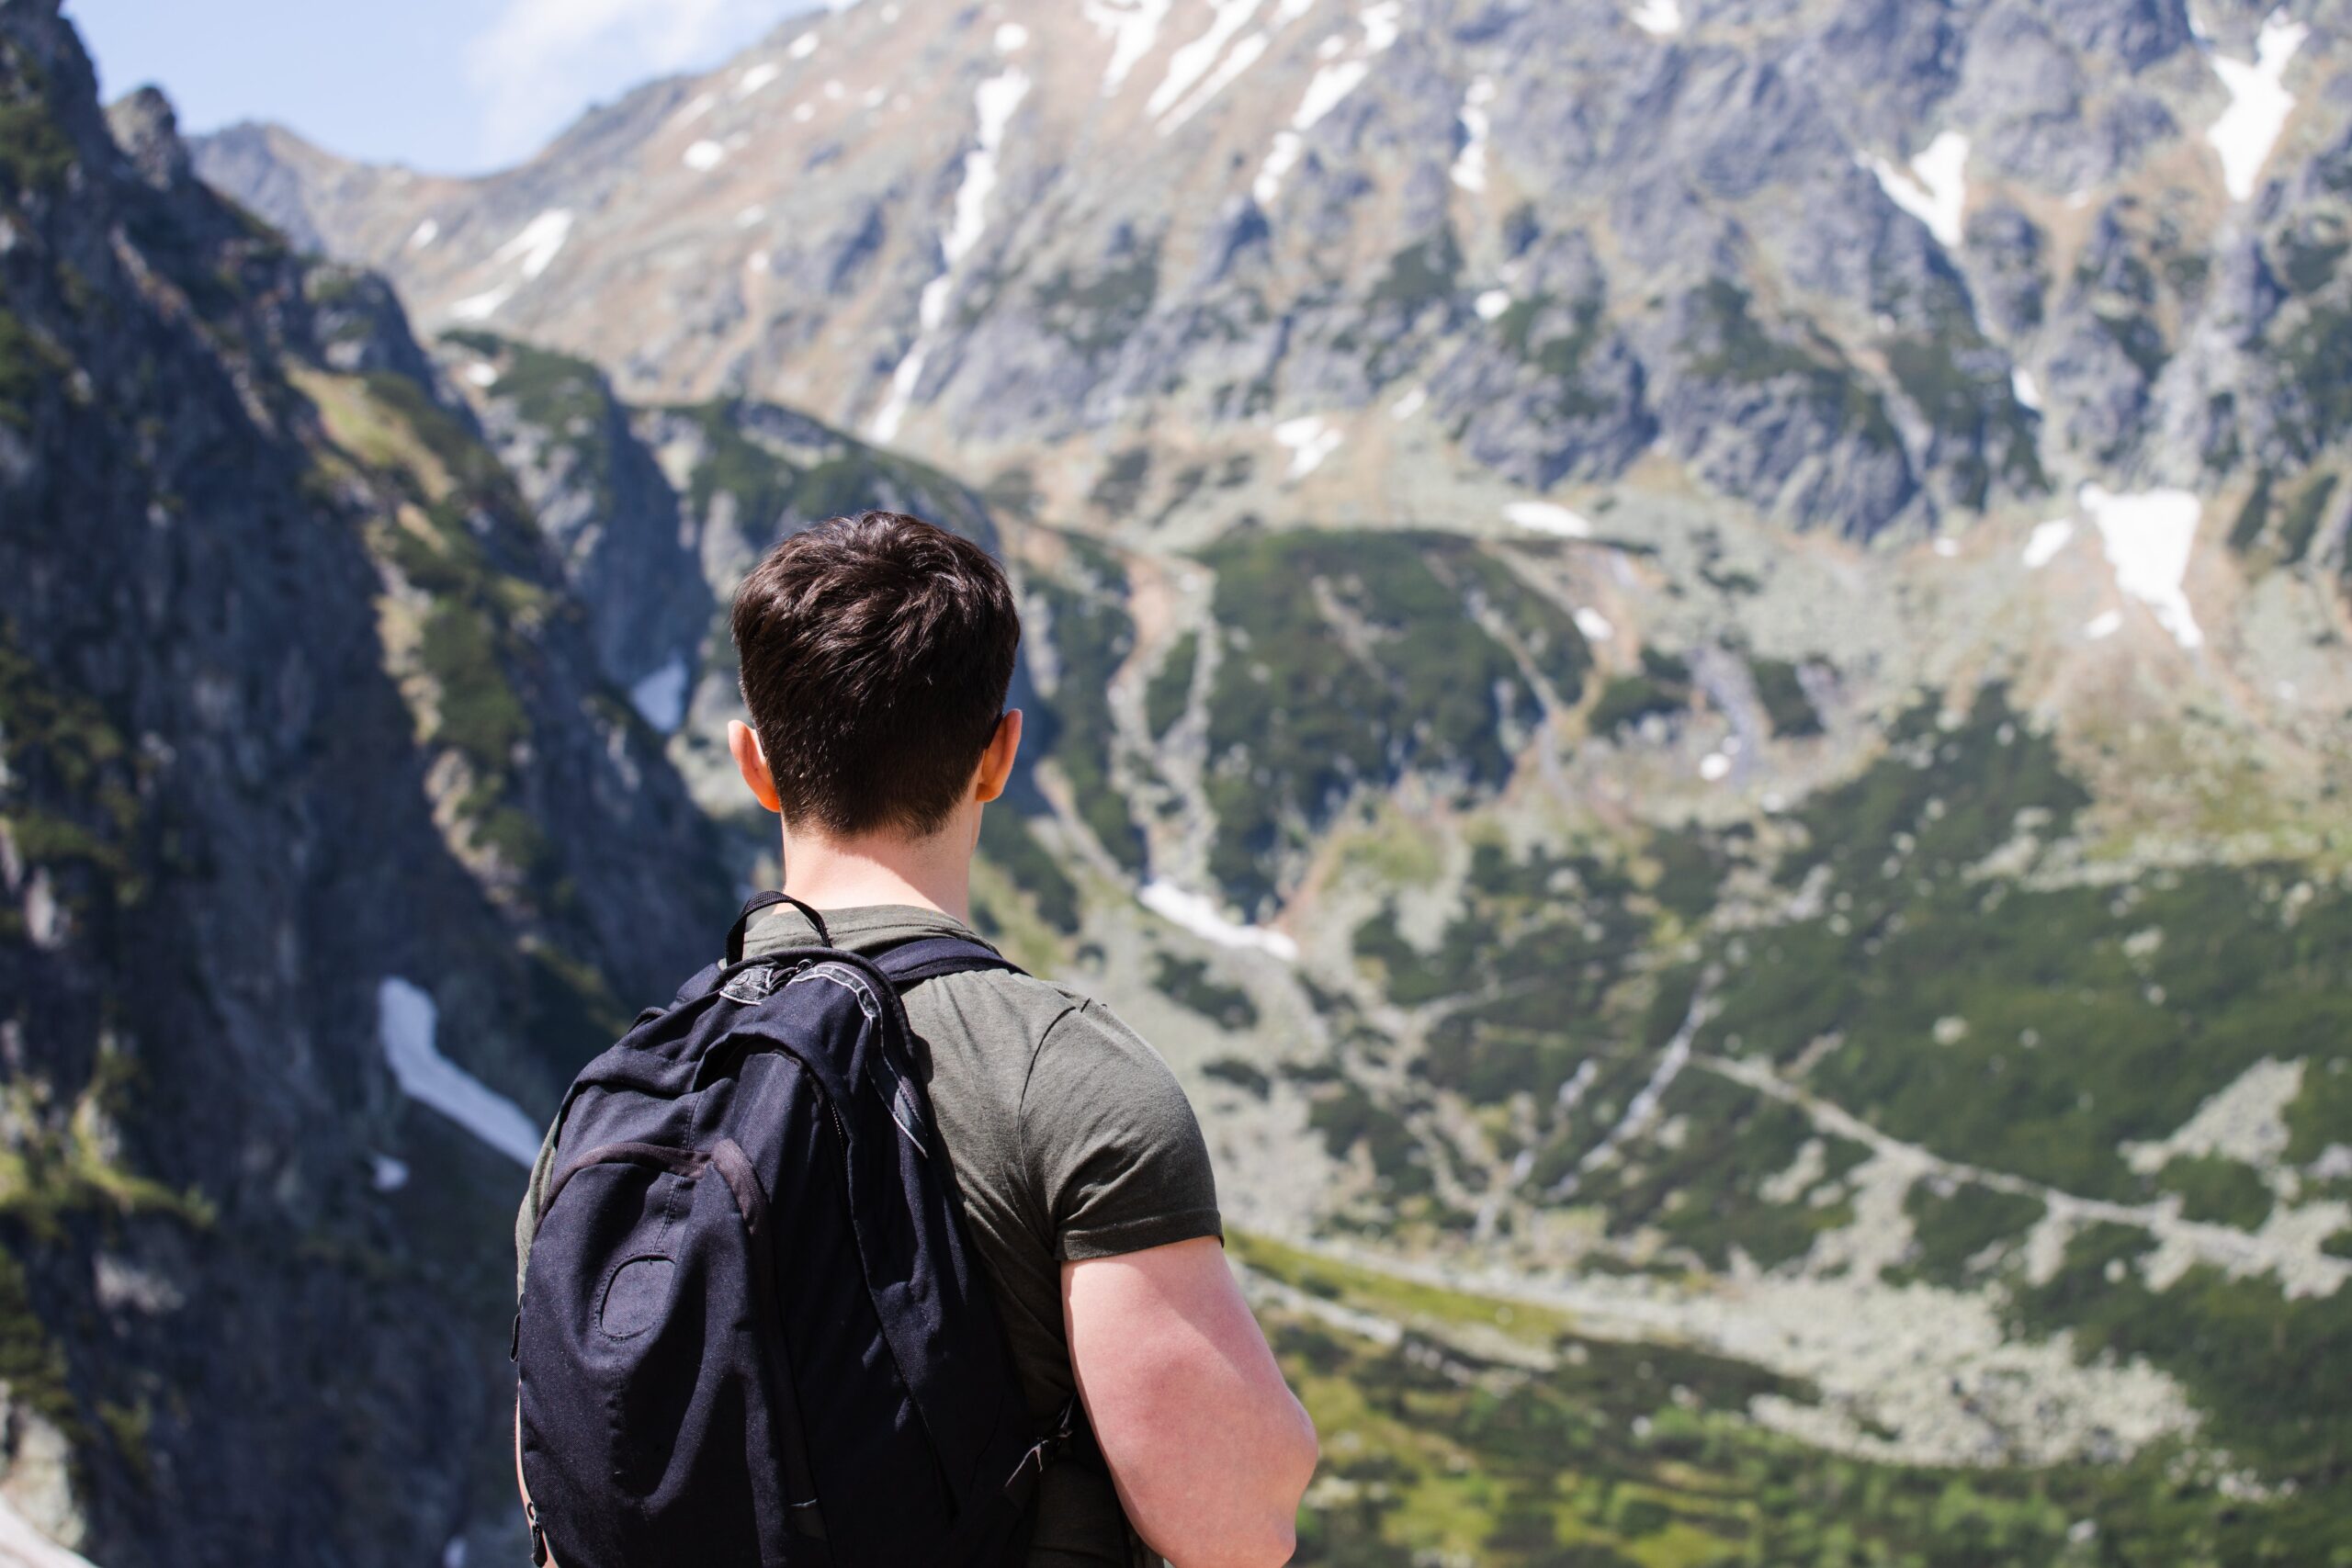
[729,720,784,814]
[974,709,1023,806]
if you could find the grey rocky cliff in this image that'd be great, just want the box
[0,4,733,1562]
[185,0,2352,543]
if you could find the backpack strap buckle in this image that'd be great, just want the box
[1003,1394,1096,1500]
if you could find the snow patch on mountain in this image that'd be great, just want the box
[1253,131,1304,203]
[407,218,439,251]
[2207,11,2307,201]
[683,139,728,171]
[1140,880,1299,961]
[1865,130,1969,248]
[1451,76,1496,192]
[377,978,541,1168]
[1161,28,1272,130]
[629,655,691,734]
[1251,39,1387,202]
[0,1495,99,1568]
[2083,485,2205,650]
[2011,367,2041,412]
[1629,0,1682,37]
[735,62,782,97]
[2022,519,2075,570]
[448,208,573,321]
[1148,0,1266,118]
[1085,0,1172,93]
[1504,501,1593,538]
[1295,56,1371,129]
[1275,414,1343,476]
[872,65,1031,442]
[1575,607,1615,642]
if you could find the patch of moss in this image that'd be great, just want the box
[1144,629,1197,739]
[0,306,68,430]
[2275,471,2338,567]
[679,400,802,529]
[1588,675,1685,737]
[2276,224,2346,297]
[0,51,76,199]
[1493,292,1611,419]
[2095,308,2170,384]
[1152,953,1259,1031]
[0,621,142,912]
[1370,229,1463,317]
[1032,565,1145,873]
[1684,281,1901,456]
[1883,333,2046,505]
[418,604,527,767]
[1747,657,1822,739]
[1306,1082,1432,1196]
[2228,470,2275,553]
[0,1247,78,1442]
[1895,1181,2045,1286]
[1033,243,1160,359]
[1203,1056,1272,1098]
[2283,1054,2352,1166]
[2153,1153,2274,1229]
[1088,446,1151,517]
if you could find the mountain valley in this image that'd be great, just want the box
[1,0,2350,1561]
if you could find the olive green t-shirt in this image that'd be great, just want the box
[514,903,1222,1565]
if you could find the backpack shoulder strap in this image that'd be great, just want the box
[872,935,1028,987]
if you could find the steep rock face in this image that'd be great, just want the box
[0,6,732,1562]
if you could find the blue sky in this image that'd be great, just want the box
[66,0,814,175]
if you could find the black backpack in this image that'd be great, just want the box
[515,894,1084,1567]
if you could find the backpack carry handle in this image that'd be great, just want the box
[727,890,832,963]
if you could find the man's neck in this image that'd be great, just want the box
[777,813,977,923]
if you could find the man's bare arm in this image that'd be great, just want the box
[1064,1237,1317,1567]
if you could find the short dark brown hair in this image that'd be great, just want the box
[730,511,1020,838]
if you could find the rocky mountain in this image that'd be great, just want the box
[0,3,748,1561]
[201,0,2346,547]
[0,0,2341,1562]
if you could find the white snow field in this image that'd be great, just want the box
[378,977,543,1168]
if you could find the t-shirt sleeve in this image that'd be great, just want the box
[1021,998,1223,1261]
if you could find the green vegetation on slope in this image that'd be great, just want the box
[1032,537,1146,873]
[1683,281,1901,457]
[1198,529,1589,914]
[1239,1235,2350,1568]
[1145,629,1198,739]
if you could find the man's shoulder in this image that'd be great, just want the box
[919,962,1110,1044]
[919,968,1182,1088]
